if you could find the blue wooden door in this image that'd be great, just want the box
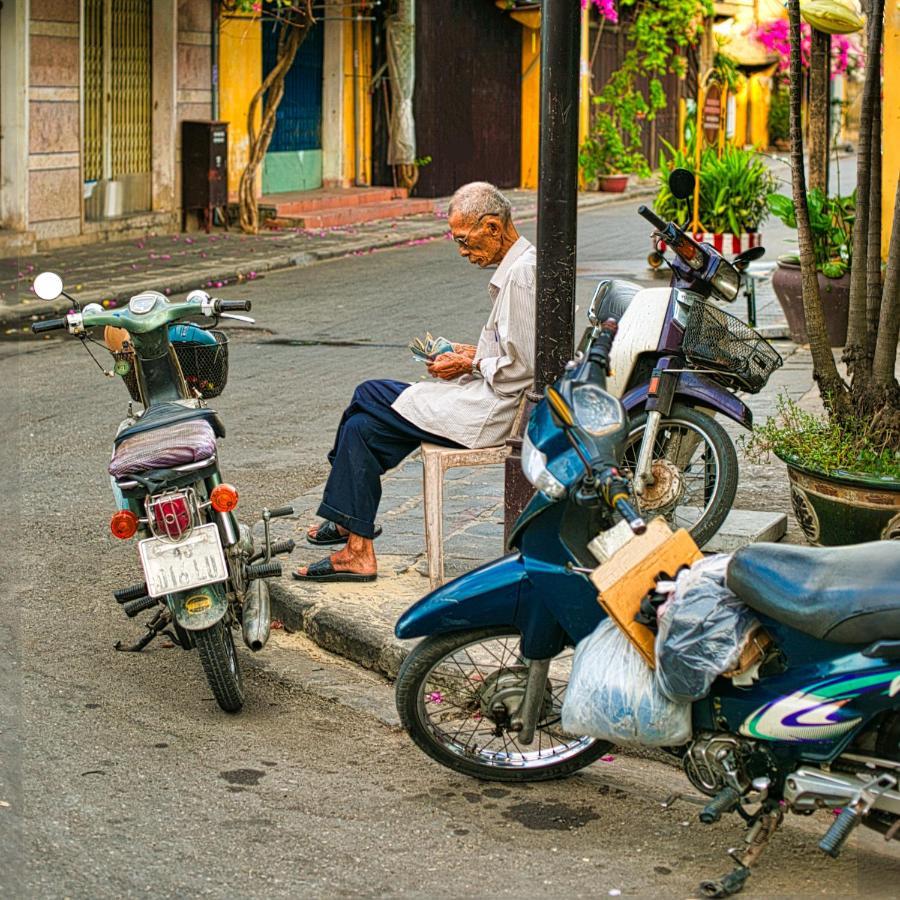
[262,23,324,192]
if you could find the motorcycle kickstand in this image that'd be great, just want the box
[115,609,175,652]
[697,803,784,899]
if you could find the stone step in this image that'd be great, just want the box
[269,186,408,216]
[703,508,788,553]
[270,198,436,230]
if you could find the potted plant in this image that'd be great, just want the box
[578,115,648,192]
[746,0,900,546]
[767,189,854,346]
[654,141,776,254]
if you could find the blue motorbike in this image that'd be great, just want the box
[394,312,900,894]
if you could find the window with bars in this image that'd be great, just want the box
[83,0,152,218]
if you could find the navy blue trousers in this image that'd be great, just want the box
[318,379,462,539]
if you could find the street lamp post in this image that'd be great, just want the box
[504,0,581,541]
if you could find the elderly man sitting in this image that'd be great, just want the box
[294,181,536,582]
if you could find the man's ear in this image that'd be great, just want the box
[484,216,502,235]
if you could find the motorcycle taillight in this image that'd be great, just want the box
[150,493,192,540]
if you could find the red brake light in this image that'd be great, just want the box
[210,484,239,513]
[150,494,192,539]
[110,509,139,540]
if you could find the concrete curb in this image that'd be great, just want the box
[268,577,410,681]
[0,185,657,329]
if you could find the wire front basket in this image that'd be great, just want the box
[112,331,230,404]
[682,301,782,394]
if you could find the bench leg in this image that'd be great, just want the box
[422,453,445,589]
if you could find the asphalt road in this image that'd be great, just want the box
[2,199,895,898]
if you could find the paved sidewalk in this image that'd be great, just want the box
[264,337,816,679]
[0,184,656,328]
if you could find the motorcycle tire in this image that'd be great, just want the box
[396,627,612,782]
[194,618,245,713]
[624,403,738,548]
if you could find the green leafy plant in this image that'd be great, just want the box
[654,141,777,234]
[710,46,743,93]
[584,0,712,183]
[579,114,650,180]
[767,189,855,277]
[743,395,900,479]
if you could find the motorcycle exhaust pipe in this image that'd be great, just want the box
[242,579,271,652]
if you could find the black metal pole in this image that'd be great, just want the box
[534,0,581,390]
[504,0,581,542]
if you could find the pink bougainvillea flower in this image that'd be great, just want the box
[426,691,444,704]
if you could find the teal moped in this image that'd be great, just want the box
[31,272,294,712]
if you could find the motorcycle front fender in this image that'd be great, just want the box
[166,582,227,631]
[622,371,753,429]
[395,553,525,640]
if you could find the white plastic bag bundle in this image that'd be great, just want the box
[655,554,760,704]
[562,618,692,747]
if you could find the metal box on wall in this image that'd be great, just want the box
[181,121,228,231]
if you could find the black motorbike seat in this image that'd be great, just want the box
[113,401,225,447]
[596,279,643,323]
[726,541,900,644]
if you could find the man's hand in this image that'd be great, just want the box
[427,352,474,380]
[452,343,477,359]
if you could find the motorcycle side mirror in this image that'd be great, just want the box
[33,271,64,301]
[733,246,766,270]
[668,168,696,201]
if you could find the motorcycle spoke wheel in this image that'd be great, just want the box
[396,628,611,782]
[623,404,738,547]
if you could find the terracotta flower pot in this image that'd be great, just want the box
[770,259,850,347]
[778,453,900,546]
[598,174,629,193]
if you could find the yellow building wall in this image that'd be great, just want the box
[748,72,772,149]
[342,7,373,186]
[884,6,900,259]
[219,13,262,199]
[521,26,540,189]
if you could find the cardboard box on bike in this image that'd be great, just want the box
[589,518,702,668]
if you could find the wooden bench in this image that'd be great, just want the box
[420,396,529,589]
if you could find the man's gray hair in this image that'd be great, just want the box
[448,182,512,224]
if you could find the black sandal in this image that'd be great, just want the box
[306,520,382,546]
[292,558,377,583]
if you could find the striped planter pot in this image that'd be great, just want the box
[693,232,763,255]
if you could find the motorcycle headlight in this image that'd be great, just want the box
[711,260,741,301]
[571,384,625,436]
[521,433,566,499]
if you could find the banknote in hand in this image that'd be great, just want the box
[408,332,454,363]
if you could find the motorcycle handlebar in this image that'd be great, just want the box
[614,497,647,535]
[215,299,252,313]
[638,205,667,232]
[31,318,67,334]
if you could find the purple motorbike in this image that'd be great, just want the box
[591,167,782,545]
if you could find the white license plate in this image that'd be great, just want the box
[139,523,228,598]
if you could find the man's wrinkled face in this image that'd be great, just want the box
[448,211,502,267]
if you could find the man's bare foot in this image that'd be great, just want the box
[295,534,377,577]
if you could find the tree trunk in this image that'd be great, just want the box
[237,4,314,234]
[787,0,848,414]
[844,0,884,371]
[873,173,900,387]
[866,73,883,360]
[807,28,830,195]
